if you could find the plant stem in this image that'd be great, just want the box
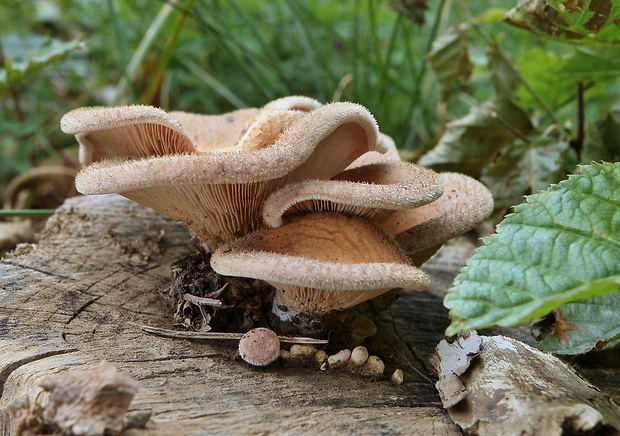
[0,209,56,217]
[113,0,178,104]
[571,80,585,155]
[403,0,447,150]
[142,0,194,105]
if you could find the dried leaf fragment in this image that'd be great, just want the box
[433,331,620,435]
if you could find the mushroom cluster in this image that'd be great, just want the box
[61,96,493,335]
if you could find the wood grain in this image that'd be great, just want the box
[0,194,617,435]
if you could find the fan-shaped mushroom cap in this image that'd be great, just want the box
[61,105,198,164]
[168,108,259,152]
[61,97,322,163]
[211,212,429,318]
[346,133,402,169]
[262,162,444,228]
[383,173,494,265]
[69,101,387,249]
[261,95,322,112]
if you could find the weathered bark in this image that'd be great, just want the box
[0,194,617,435]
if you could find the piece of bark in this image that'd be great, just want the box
[433,331,620,435]
[0,194,461,435]
[8,361,141,436]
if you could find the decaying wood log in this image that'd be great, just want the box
[0,194,618,435]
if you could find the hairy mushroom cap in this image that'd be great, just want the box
[262,162,444,228]
[61,105,198,164]
[346,133,402,169]
[167,108,260,152]
[211,212,429,317]
[260,95,322,112]
[67,101,386,249]
[383,173,494,265]
[238,328,281,367]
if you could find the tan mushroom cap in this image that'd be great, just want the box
[383,173,494,265]
[260,95,322,112]
[211,212,429,316]
[238,328,281,367]
[61,105,198,164]
[262,162,444,228]
[168,108,260,152]
[72,102,386,249]
[346,133,402,169]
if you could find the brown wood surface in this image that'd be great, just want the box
[0,194,617,435]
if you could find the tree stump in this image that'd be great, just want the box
[0,194,617,435]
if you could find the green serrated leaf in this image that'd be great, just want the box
[418,96,534,176]
[534,290,620,354]
[426,26,472,101]
[504,0,620,46]
[0,37,85,91]
[445,162,620,336]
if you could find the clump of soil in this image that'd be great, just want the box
[164,246,275,334]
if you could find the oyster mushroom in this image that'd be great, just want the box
[62,99,388,249]
[261,162,444,228]
[346,133,402,169]
[384,172,494,265]
[211,212,429,334]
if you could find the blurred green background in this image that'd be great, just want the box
[1,0,619,215]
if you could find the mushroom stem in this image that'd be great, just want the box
[270,294,335,336]
[140,325,328,345]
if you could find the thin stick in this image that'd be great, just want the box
[141,325,329,345]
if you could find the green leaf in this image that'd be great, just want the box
[426,26,472,101]
[533,291,620,354]
[487,44,521,98]
[0,37,85,91]
[582,103,620,163]
[445,162,620,336]
[514,48,576,110]
[482,128,571,210]
[418,96,534,176]
[504,0,620,46]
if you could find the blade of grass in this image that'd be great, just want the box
[352,0,363,99]
[0,209,56,217]
[381,13,405,120]
[113,0,178,104]
[227,0,293,92]
[107,0,129,83]
[142,0,194,105]
[403,0,449,150]
[295,2,414,96]
[187,4,280,100]
[285,0,340,101]
[181,58,248,108]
